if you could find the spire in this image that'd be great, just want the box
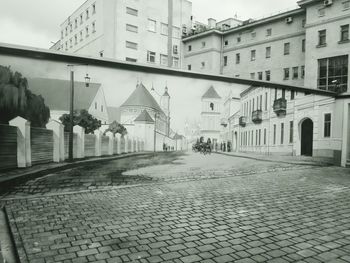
[163,84,170,97]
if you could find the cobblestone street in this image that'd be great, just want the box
[2,152,350,262]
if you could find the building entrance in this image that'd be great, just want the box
[301,118,313,156]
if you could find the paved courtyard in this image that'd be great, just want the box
[2,152,350,262]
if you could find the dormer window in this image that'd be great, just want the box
[210,103,214,111]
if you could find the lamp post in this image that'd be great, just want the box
[67,65,91,162]
[154,112,159,152]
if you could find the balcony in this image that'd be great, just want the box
[252,110,262,124]
[273,98,287,116]
[239,116,247,127]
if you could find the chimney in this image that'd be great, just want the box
[208,18,217,29]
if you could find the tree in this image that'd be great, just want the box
[103,121,128,137]
[59,109,101,134]
[0,65,50,127]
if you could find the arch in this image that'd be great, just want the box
[300,118,313,156]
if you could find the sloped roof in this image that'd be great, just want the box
[202,86,221,99]
[28,78,101,111]
[134,110,155,123]
[107,107,121,123]
[121,83,163,112]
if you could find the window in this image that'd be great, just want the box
[210,103,214,111]
[250,73,255,79]
[201,41,206,48]
[161,23,168,35]
[86,26,89,37]
[237,36,241,43]
[266,47,271,58]
[173,45,178,55]
[301,66,305,79]
[126,57,137,62]
[273,124,277,145]
[264,129,267,145]
[236,53,240,64]
[70,24,73,32]
[160,54,168,66]
[291,90,295,100]
[340,25,349,42]
[292,67,299,79]
[92,3,96,14]
[188,45,192,52]
[318,7,326,17]
[281,123,284,144]
[251,32,256,38]
[260,95,262,110]
[74,35,78,45]
[99,51,103,57]
[86,9,89,20]
[201,62,206,69]
[324,113,331,137]
[251,50,256,61]
[173,27,180,38]
[224,56,228,66]
[265,92,268,111]
[188,65,192,70]
[318,55,348,91]
[173,57,179,68]
[126,7,138,16]
[70,38,73,47]
[92,22,96,33]
[274,88,278,100]
[80,31,83,41]
[343,0,350,10]
[266,70,271,81]
[65,27,68,36]
[282,89,286,99]
[147,51,156,63]
[80,14,83,24]
[266,28,272,36]
[259,129,261,146]
[65,42,68,50]
[284,68,290,80]
[302,39,306,52]
[75,19,78,29]
[258,72,263,80]
[318,30,327,46]
[126,24,138,33]
[224,40,229,46]
[148,19,156,32]
[284,42,290,55]
[302,19,306,28]
[126,41,138,50]
[101,105,103,112]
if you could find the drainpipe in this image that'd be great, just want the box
[168,0,174,68]
[219,34,224,75]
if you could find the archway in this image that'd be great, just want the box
[301,118,313,156]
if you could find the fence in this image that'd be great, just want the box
[0,117,146,171]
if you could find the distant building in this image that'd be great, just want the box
[119,83,170,137]
[28,78,109,124]
[52,0,192,68]
[200,86,222,144]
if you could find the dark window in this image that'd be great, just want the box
[210,103,214,111]
[274,88,278,100]
[188,45,192,51]
[301,66,305,79]
[187,64,191,70]
[224,40,229,46]
[293,67,299,79]
[126,57,137,62]
[284,42,290,55]
[341,25,349,42]
[284,68,290,80]
[237,36,241,43]
[264,129,267,145]
[324,113,331,137]
[266,70,271,81]
[289,121,294,143]
[282,89,286,99]
[258,72,263,80]
[224,56,228,66]
[318,55,348,92]
[265,92,268,110]
[273,124,276,145]
[266,47,271,58]
[281,123,284,144]
[259,129,261,146]
[236,53,240,64]
[251,50,256,61]
[318,30,326,46]
[302,39,306,52]
[291,90,295,100]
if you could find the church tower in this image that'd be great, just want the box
[161,86,171,136]
[200,86,222,144]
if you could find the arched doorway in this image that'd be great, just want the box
[301,118,313,156]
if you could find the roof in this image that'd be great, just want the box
[134,110,155,123]
[107,107,121,123]
[28,78,100,111]
[121,83,163,112]
[202,86,221,99]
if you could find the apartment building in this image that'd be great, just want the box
[53,0,192,68]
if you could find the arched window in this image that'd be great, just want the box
[210,103,214,111]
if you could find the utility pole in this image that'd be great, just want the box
[69,67,74,162]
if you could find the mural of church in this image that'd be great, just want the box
[120,83,170,138]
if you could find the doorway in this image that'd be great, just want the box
[301,118,313,156]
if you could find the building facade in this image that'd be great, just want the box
[53,0,192,68]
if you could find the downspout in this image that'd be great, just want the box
[168,0,174,68]
[220,34,224,75]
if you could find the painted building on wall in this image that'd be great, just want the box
[52,0,192,68]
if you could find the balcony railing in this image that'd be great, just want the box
[273,98,287,116]
[239,116,247,127]
[252,110,263,124]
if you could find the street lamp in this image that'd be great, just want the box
[67,64,90,162]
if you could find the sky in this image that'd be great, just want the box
[0,0,299,49]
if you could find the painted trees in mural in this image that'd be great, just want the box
[0,65,50,127]
[59,109,102,134]
[103,121,128,137]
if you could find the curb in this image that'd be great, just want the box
[0,152,156,189]
[214,152,333,167]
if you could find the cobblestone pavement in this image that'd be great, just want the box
[2,152,350,262]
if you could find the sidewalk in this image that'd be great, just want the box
[0,152,152,186]
[215,151,334,166]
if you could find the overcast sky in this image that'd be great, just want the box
[0,0,298,49]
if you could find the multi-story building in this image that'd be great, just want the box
[189,0,350,166]
[52,0,192,68]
